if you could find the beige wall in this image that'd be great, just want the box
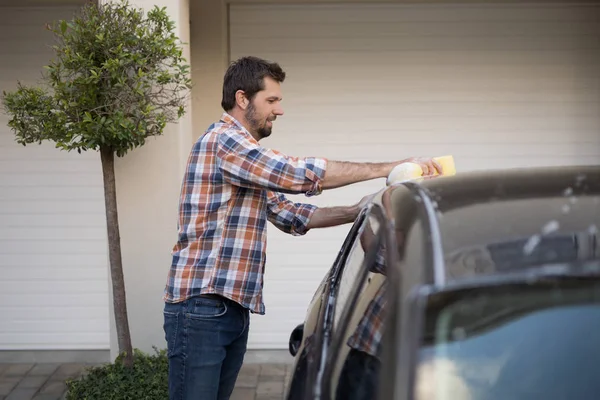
[190,1,228,138]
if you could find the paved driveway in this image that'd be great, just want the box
[0,362,292,400]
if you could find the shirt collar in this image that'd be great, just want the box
[220,112,258,144]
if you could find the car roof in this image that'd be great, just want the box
[374,165,600,287]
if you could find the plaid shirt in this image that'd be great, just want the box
[346,249,388,357]
[164,113,328,314]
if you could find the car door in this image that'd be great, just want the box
[286,206,370,400]
[318,203,392,400]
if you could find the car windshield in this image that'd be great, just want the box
[415,275,600,400]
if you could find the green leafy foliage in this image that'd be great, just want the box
[2,0,191,157]
[65,348,168,400]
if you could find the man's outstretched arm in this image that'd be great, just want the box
[305,205,360,229]
[306,193,374,229]
[321,157,442,190]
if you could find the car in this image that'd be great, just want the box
[284,165,600,400]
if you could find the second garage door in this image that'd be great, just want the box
[229,2,600,349]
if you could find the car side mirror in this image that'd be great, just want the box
[288,324,304,356]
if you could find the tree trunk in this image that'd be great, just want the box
[100,147,134,368]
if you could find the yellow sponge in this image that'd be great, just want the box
[435,155,456,176]
[386,155,456,185]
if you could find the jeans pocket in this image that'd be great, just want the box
[187,297,228,320]
[163,310,179,357]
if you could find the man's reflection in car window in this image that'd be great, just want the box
[335,211,389,400]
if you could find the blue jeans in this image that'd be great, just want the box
[163,295,250,400]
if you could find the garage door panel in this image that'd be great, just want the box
[1,253,106,268]
[277,132,600,148]
[0,213,105,228]
[2,239,106,256]
[0,333,107,350]
[3,320,108,335]
[232,20,600,39]
[0,7,78,24]
[0,158,101,174]
[1,307,109,322]
[231,3,600,349]
[249,51,600,67]
[0,199,105,215]
[0,294,108,308]
[277,86,599,103]
[1,227,107,241]
[275,142,600,160]
[0,172,100,187]
[275,64,599,84]
[285,100,599,118]
[235,35,600,53]
[0,185,104,201]
[0,280,108,295]
[232,4,600,24]
[280,78,597,95]
[3,266,107,281]
[278,112,600,128]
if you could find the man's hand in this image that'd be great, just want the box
[356,193,376,211]
[400,157,443,176]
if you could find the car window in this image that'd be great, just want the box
[438,196,600,281]
[327,207,389,400]
[415,276,600,400]
[332,209,381,331]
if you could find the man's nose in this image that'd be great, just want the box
[274,106,284,116]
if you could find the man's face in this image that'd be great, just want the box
[245,76,284,140]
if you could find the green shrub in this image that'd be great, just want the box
[65,347,168,400]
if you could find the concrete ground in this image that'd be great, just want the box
[0,362,293,400]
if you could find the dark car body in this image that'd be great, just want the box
[284,165,600,400]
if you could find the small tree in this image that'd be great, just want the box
[2,0,191,367]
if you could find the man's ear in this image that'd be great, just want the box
[235,90,248,110]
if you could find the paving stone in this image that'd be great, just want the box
[230,387,256,400]
[27,365,58,377]
[0,377,20,396]
[32,394,62,400]
[6,388,37,400]
[0,365,9,375]
[240,364,261,377]
[256,380,283,397]
[260,364,286,378]
[256,395,283,400]
[3,366,33,378]
[17,376,48,390]
[50,364,84,380]
[235,364,260,388]
[38,381,65,396]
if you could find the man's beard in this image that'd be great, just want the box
[245,102,272,139]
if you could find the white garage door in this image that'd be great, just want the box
[0,7,110,350]
[229,3,600,349]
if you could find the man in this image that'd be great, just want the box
[163,56,441,400]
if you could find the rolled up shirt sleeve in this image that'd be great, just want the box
[217,129,327,196]
[266,191,317,236]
